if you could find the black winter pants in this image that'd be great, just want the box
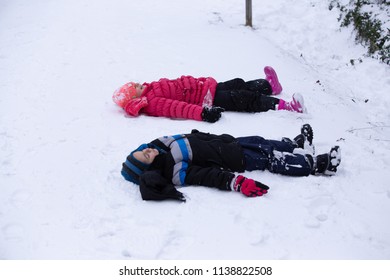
[213,78,280,112]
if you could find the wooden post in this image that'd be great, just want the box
[245,0,252,27]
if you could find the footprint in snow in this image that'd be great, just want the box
[304,195,335,228]
[10,189,31,207]
[2,223,25,241]
[156,230,194,259]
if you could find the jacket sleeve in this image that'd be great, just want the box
[124,97,148,116]
[184,165,235,191]
[144,97,204,121]
[139,170,186,201]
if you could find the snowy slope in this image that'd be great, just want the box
[1,0,389,259]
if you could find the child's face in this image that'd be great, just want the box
[133,148,159,164]
[134,83,145,97]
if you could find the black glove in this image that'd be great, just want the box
[201,106,224,123]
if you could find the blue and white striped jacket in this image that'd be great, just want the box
[148,130,245,190]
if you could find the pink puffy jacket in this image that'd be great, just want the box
[125,76,217,121]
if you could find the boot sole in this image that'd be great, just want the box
[292,93,308,114]
[324,146,341,175]
[301,124,313,145]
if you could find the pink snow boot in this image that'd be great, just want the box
[278,93,307,113]
[264,66,283,95]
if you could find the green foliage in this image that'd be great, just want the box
[330,0,389,65]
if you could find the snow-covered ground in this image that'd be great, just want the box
[1,0,389,259]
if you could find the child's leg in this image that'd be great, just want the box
[238,136,297,171]
[245,79,272,95]
[237,136,312,176]
[268,151,313,176]
[217,78,272,95]
[213,90,279,112]
[238,136,297,154]
[216,78,247,91]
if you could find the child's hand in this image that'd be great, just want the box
[201,106,223,123]
[232,175,269,197]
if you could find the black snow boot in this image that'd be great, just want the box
[313,146,341,175]
[294,124,314,150]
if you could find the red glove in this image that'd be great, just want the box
[232,175,269,197]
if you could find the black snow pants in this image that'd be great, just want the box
[213,78,279,112]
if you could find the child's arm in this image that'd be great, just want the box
[144,97,204,121]
[184,165,235,191]
[185,166,269,197]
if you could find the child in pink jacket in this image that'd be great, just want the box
[112,66,306,123]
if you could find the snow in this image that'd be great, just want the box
[1,0,389,260]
